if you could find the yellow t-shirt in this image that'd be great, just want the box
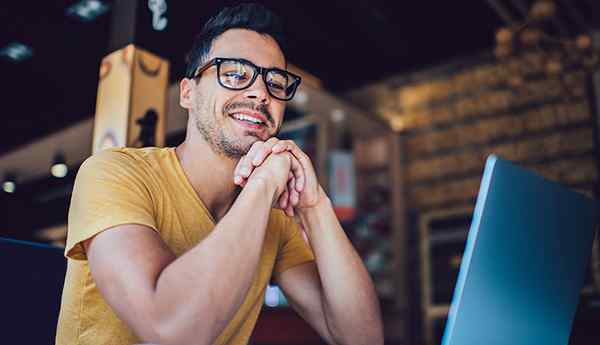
[56,147,314,345]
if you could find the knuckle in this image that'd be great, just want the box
[260,146,271,155]
[250,140,264,151]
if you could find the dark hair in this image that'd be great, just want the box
[185,3,287,78]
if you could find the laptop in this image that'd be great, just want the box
[0,237,66,343]
[441,155,600,345]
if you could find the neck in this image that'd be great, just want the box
[175,134,241,222]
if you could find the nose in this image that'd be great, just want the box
[242,76,271,104]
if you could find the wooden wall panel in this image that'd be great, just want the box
[406,100,590,157]
[407,128,594,182]
[348,51,598,214]
[410,156,597,209]
[382,72,586,132]
[411,178,481,208]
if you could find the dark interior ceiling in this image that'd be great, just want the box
[0,0,503,156]
[1,0,599,156]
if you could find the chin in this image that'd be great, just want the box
[229,135,259,156]
[243,131,271,144]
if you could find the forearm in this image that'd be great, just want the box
[152,178,275,344]
[299,196,384,345]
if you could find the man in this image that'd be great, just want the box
[56,3,383,345]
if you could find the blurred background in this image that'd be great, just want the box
[1,0,600,344]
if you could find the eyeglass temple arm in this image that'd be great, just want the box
[191,58,218,78]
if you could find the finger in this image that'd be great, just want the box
[280,173,294,209]
[287,176,295,194]
[288,154,305,192]
[233,156,248,184]
[280,140,313,168]
[279,187,289,209]
[291,188,300,206]
[272,140,288,153]
[285,203,295,217]
[241,141,265,177]
[288,177,300,206]
[279,141,316,189]
[252,137,279,166]
[238,155,254,179]
[276,143,307,192]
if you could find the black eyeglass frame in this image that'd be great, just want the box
[189,57,302,101]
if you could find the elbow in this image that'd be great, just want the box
[149,307,216,345]
[152,319,185,345]
[331,322,384,345]
[365,326,385,345]
[152,317,218,345]
[336,333,384,345]
[144,284,224,345]
[336,334,384,345]
[364,321,385,345]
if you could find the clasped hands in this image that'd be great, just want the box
[233,137,323,217]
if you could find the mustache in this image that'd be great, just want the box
[223,101,275,127]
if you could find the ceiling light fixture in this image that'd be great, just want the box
[51,152,69,178]
[331,109,346,123]
[2,174,16,194]
[491,0,599,94]
[66,0,110,22]
[0,42,33,62]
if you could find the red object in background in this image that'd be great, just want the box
[251,308,324,345]
[334,206,356,220]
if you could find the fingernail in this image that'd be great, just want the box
[234,175,241,184]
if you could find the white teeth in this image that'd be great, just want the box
[232,113,264,125]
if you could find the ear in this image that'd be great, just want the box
[179,78,193,109]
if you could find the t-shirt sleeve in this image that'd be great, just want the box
[273,214,315,275]
[65,149,158,260]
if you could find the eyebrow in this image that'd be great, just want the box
[219,54,287,70]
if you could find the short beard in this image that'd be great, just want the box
[195,113,249,159]
[193,101,277,159]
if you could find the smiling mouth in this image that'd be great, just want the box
[229,113,267,127]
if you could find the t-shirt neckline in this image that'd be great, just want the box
[167,147,217,226]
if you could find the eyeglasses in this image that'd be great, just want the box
[190,57,302,101]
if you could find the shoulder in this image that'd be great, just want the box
[79,147,170,177]
[80,148,136,172]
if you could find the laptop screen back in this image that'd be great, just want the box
[442,155,599,345]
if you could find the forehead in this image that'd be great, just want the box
[208,29,286,69]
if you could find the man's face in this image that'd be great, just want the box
[181,29,287,159]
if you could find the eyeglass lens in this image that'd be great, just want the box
[218,60,296,100]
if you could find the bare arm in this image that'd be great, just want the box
[86,153,294,345]
[274,261,338,344]
[86,178,274,344]
[236,140,384,345]
[291,194,384,345]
